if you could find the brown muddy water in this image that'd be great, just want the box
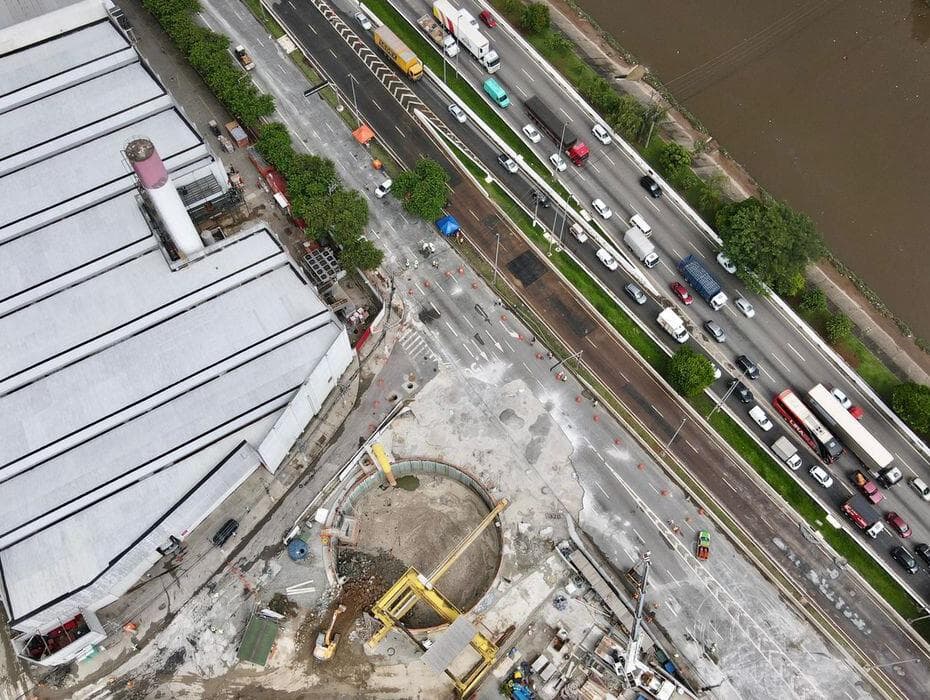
[576,0,930,338]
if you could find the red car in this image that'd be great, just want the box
[886,511,912,538]
[671,281,693,305]
[479,10,497,28]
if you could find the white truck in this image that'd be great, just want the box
[623,226,659,268]
[416,15,459,57]
[433,0,500,73]
[233,45,255,71]
[657,308,689,343]
[771,435,803,470]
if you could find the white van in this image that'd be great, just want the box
[630,213,651,236]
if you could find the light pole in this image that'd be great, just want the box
[491,231,501,287]
[907,609,930,624]
[665,417,688,452]
[349,75,360,125]
[708,367,749,419]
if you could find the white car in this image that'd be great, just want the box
[809,465,834,488]
[717,252,737,274]
[569,222,588,243]
[596,248,618,271]
[354,12,372,31]
[831,387,852,409]
[549,152,567,172]
[630,213,651,236]
[591,123,612,145]
[748,404,773,431]
[734,296,755,318]
[448,103,467,123]
[374,179,392,198]
[910,477,930,501]
[522,124,541,143]
[592,198,612,220]
[711,361,722,380]
[497,153,519,174]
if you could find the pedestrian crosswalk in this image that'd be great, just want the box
[399,327,447,368]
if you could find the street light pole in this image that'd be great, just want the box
[491,231,501,287]
[665,417,688,452]
[349,75,360,125]
[907,609,930,624]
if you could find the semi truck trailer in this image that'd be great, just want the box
[433,0,500,72]
[523,96,590,166]
[677,254,727,310]
[841,494,885,537]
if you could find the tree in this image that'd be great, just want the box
[824,313,853,343]
[256,122,295,172]
[715,193,824,296]
[339,236,384,271]
[657,141,691,177]
[520,3,550,34]
[294,187,368,244]
[393,159,450,221]
[665,345,716,398]
[891,383,930,436]
[287,153,338,199]
[799,285,828,314]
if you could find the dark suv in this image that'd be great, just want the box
[212,518,239,546]
[736,354,760,380]
[730,379,753,404]
[915,542,930,566]
[891,545,918,574]
[640,175,662,198]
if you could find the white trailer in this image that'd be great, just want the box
[623,227,659,268]
[657,308,689,343]
[433,0,500,72]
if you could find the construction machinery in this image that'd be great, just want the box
[366,497,510,697]
[313,604,346,661]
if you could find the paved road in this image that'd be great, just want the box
[203,0,930,696]
[365,0,930,597]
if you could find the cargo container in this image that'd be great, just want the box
[677,254,727,310]
[373,26,423,80]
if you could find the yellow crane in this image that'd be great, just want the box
[366,497,509,697]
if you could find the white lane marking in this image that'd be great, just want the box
[684,440,699,454]
[515,85,529,98]
[503,336,516,352]
[369,97,383,111]
[464,344,476,360]
[785,342,806,361]
[308,23,317,35]
[659,260,675,275]
[771,353,792,373]
[288,0,296,7]
[433,279,446,293]
[671,247,682,259]
[394,125,405,137]
[646,196,660,212]
[576,171,590,183]
[723,478,738,493]
[585,336,598,348]
[893,453,916,476]
[760,365,776,381]
[619,370,629,382]
[469,209,480,220]
[590,162,601,173]
[558,107,573,121]
[595,482,610,499]
[648,482,660,494]
[329,49,338,60]
[884,642,900,660]
[632,528,645,544]
[444,320,458,338]
[650,405,664,418]
[384,221,396,234]
[462,314,475,330]
[603,153,615,166]
[255,37,265,47]
[278,64,287,75]
[520,67,534,82]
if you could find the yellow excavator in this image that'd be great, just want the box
[313,604,346,661]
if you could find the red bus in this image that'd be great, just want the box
[772,389,843,463]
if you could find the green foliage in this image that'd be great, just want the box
[498,0,523,20]
[339,236,385,271]
[799,285,828,314]
[520,3,550,34]
[142,0,274,128]
[891,383,930,436]
[541,32,573,55]
[657,141,691,176]
[824,313,853,343]
[715,193,824,296]
[394,158,450,221]
[665,345,716,398]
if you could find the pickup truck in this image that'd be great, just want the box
[234,45,254,71]
[841,495,885,537]
[417,15,459,56]
[853,470,883,504]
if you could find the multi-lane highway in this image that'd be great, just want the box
[340,0,930,592]
[205,0,930,695]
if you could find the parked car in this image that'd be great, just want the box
[549,153,567,172]
[592,198,612,219]
[734,296,755,318]
[886,511,912,538]
[624,283,647,305]
[569,222,588,243]
[730,380,753,404]
[479,9,497,27]
[591,123,612,144]
[354,11,372,31]
[891,546,918,574]
[910,477,930,502]
[374,179,392,198]
[716,252,736,274]
[522,123,541,143]
[596,248,618,271]
[749,405,773,431]
[671,281,693,305]
[710,361,722,380]
[212,518,239,546]
[704,320,726,343]
[915,543,930,566]
[809,465,834,488]
[448,102,467,123]
[735,354,760,380]
[497,153,519,173]
[639,174,662,198]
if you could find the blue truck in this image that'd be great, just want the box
[677,254,727,310]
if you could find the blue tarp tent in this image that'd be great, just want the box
[435,215,460,237]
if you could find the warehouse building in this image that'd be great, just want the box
[0,0,353,665]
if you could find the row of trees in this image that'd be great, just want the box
[393,159,450,221]
[256,124,382,270]
[143,0,274,128]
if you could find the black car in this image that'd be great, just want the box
[891,545,918,574]
[212,518,239,546]
[915,542,930,566]
[736,354,760,380]
[640,175,662,198]
[730,380,753,404]
[530,189,550,208]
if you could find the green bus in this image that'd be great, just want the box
[482,78,510,108]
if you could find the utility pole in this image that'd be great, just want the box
[349,75,360,126]
[665,417,688,452]
[491,231,501,287]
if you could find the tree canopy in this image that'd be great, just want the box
[665,346,716,398]
[520,4,550,34]
[891,383,930,437]
[715,193,824,295]
[393,159,450,221]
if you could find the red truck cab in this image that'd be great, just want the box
[853,470,883,504]
[567,142,589,166]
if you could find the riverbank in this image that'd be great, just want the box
[539,0,930,388]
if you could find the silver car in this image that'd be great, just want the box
[703,320,726,343]
[624,283,647,305]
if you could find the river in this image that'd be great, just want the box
[574,0,930,339]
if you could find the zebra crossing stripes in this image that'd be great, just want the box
[399,327,447,367]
